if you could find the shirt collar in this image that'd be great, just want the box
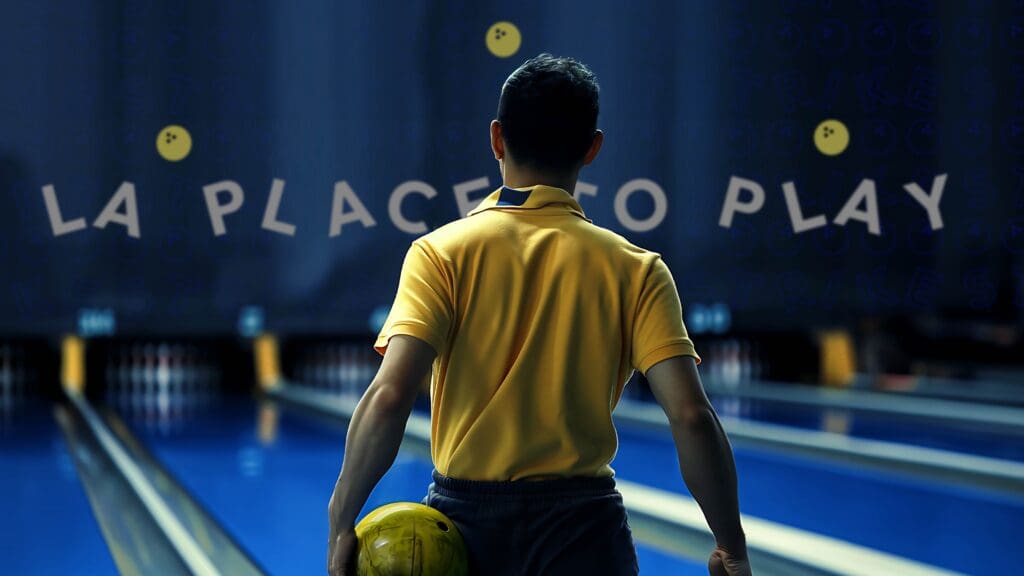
[467,184,591,222]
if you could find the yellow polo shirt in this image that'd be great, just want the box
[375,184,699,481]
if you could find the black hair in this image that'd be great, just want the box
[496,53,600,174]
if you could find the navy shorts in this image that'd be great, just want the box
[423,470,639,576]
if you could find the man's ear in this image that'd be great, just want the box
[582,130,604,166]
[490,120,505,160]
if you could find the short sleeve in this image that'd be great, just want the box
[631,256,701,374]
[374,241,453,357]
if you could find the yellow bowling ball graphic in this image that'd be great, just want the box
[486,21,522,58]
[156,124,192,161]
[814,119,849,156]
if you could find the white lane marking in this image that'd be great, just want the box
[69,392,221,576]
[618,480,963,576]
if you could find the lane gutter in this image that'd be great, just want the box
[66,391,222,576]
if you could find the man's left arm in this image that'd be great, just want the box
[327,334,436,575]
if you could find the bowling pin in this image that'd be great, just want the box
[343,345,357,396]
[128,345,141,412]
[182,345,197,412]
[329,345,336,392]
[156,343,170,417]
[727,340,742,387]
[336,344,346,395]
[739,340,750,384]
[706,341,720,384]
[193,346,209,404]
[169,344,184,416]
[357,347,370,393]
[145,344,158,412]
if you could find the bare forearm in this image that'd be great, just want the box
[329,383,415,529]
[670,405,746,554]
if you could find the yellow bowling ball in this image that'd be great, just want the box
[355,502,469,576]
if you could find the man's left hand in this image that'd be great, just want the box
[327,525,358,575]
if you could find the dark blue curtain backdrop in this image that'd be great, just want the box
[0,1,1021,334]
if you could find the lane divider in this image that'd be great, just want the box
[270,384,961,576]
[702,379,1024,433]
[102,411,267,574]
[55,405,161,576]
[67,391,222,576]
[616,398,1024,498]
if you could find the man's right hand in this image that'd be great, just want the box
[708,546,751,576]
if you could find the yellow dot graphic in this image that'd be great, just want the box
[156,125,192,161]
[486,21,521,58]
[814,119,849,156]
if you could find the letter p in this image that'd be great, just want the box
[719,176,766,228]
[203,180,245,236]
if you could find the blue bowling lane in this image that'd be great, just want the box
[0,402,116,575]
[118,399,706,575]
[707,393,1024,462]
[612,419,1024,575]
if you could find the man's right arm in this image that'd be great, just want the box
[645,355,749,567]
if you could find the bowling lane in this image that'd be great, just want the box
[116,397,707,575]
[612,418,1024,575]
[707,392,1024,462]
[0,401,116,575]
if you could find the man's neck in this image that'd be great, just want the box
[502,168,577,195]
